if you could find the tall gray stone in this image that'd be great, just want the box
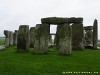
[53,34,56,45]
[4,30,10,46]
[9,31,13,45]
[34,24,50,53]
[30,27,35,48]
[17,25,30,52]
[57,24,72,54]
[55,25,60,49]
[85,30,93,46]
[72,23,84,50]
[13,30,18,45]
[84,26,93,47]
[49,34,52,44]
[93,19,98,49]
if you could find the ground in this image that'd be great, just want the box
[0,38,100,75]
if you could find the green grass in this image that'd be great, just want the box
[0,46,100,75]
[0,39,100,75]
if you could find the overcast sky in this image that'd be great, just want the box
[0,0,100,39]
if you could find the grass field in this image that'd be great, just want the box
[0,38,100,75]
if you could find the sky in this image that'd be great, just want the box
[0,0,100,39]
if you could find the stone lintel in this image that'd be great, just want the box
[84,26,93,30]
[41,17,83,24]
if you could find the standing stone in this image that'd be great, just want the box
[9,31,13,45]
[53,34,56,44]
[17,25,30,52]
[13,30,18,45]
[84,26,93,47]
[30,27,35,48]
[85,30,93,46]
[34,24,50,53]
[93,19,98,49]
[50,34,52,44]
[48,34,51,47]
[54,34,56,45]
[55,25,60,49]
[4,30,10,46]
[57,24,72,54]
[72,23,84,50]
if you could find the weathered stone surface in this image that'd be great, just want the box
[17,25,30,52]
[57,24,72,54]
[41,17,83,24]
[84,26,93,30]
[30,27,35,48]
[55,26,60,49]
[72,23,84,50]
[13,30,18,45]
[54,32,57,44]
[9,31,13,45]
[4,30,9,46]
[34,24,50,53]
[93,19,98,49]
[84,30,93,46]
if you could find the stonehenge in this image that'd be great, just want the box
[42,17,84,51]
[17,25,30,52]
[41,17,83,54]
[3,17,98,55]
